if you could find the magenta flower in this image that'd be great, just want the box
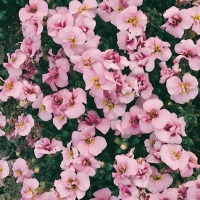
[14,113,34,136]
[19,0,48,22]
[161,6,192,38]
[72,126,107,157]
[34,137,63,158]
[166,73,198,104]
[54,169,90,199]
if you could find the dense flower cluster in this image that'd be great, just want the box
[0,0,200,199]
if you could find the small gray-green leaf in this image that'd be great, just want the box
[0,11,6,19]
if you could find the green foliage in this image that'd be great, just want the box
[15,0,25,7]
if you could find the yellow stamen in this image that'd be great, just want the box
[6,81,14,90]
[91,77,100,89]
[127,17,139,26]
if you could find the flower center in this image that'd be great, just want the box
[193,14,200,21]
[146,109,158,122]
[91,77,100,89]
[83,58,92,67]
[18,122,24,128]
[170,15,182,27]
[84,135,94,145]
[78,5,87,14]
[173,150,181,160]
[118,6,123,11]
[127,17,139,26]
[152,174,162,181]
[68,38,77,49]
[154,45,162,53]
[6,81,14,90]
[178,83,189,94]
[28,6,37,13]
[103,99,115,111]
[0,167,2,173]
[119,166,126,175]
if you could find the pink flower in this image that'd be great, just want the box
[116,5,147,36]
[0,112,6,136]
[0,76,23,102]
[53,111,68,130]
[187,186,200,200]
[0,159,9,186]
[21,178,39,199]
[139,98,171,133]
[91,188,119,200]
[97,0,112,22]
[161,6,192,38]
[112,154,138,186]
[166,73,198,104]
[160,144,189,170]
[189,6,200,34]
[78,110,110,134]
[147,166,173,193]
[12,158,34,183]
[154,113,186,144]
[15,114,34,136]
[174,39,200,71]
[19,0,48,22]
[149,188,178,200]
[72,126,107,157]
[54,169,90,199]
[94,91,126,120]
[73,155,101,177]
[69,0,98,18]
[34,137,63,158]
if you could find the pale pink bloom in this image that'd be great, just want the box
[19,80,41,102]
[177,185,188,200]
[118,184,139,200]
[3,50,26,76]
[166,73,198,104]
[101,49,130,70]
[154,113,186,144]
[34,137,63,158]
[71,48,102,73]
[133,73,153,99]
[149,188,178,200]
[147,166,173,193]
[143,36,172,71]
[97,0,112,22]
[133,158,152,188]
[0,159,9,186]
[110,119,125,137]
[32,93,52,121]
[64,88,86,119]
[61,141,79,169]
[117,31,137,52]
[72,126,107,157]
[112,154,138,186]
[139,98,171,133]
[42,62,69,91]
[116,5,147,36]
[73,155,101,176]
[48,48,66,68]
[121,105,145,137]
[184,174,200,188]
[21,178,39,199]
[78,110,110,134]
[146,143,162,164]
[12,158,34,183]
[19,0,48,22]
[0,112,6,136]
[159,62,181,84]
[83,63,113,98]
[161,6,192,38]
[69,0,98,18]
[47,13,74,41]
[174,39,200,71]
[15,114,34,136]
[91,188,119,200]
[144,133,162,153]
[129,47,152,74]
[94,91,126,120]
[53,111,68,130]
[187,186,200,200]
[160,144,189,170]
[20,36,41,58]
[58,26,86,56]
[0,76,23,102]
[54,169,90,199]
[189,6,200,34]
[180,151,200,177]
[22,18,43,37]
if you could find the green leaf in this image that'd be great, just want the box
[0,10,6,20]
[16,0,25,6]
[2,0,7,4]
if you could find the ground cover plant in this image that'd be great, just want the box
[1,0,200,199]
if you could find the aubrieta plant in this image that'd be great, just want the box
[1,0,200,199]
